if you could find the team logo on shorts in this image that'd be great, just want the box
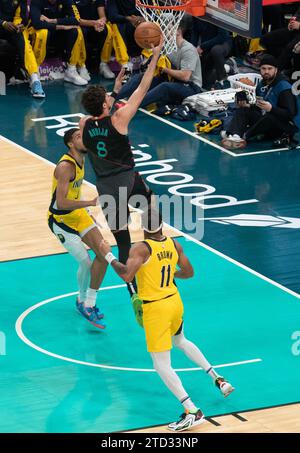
[57,234,65,243]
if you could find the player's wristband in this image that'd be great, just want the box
[110,91,118,99]
[105,252,117,265]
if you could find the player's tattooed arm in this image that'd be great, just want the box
[100,241,149,282]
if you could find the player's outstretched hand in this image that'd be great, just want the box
[151,35,164,58]
[114,67,126,93]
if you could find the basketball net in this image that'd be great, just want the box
[136,0,191,55]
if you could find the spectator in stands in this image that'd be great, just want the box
[106,0,143,61]
[0,0,19,80]
[191,18,232,90]
[114,20,202,109]
[260,4,300,71]
[13,0,47,97]
[101,19,136,80]
[74,0,115,79]
[222,55,300,149]
[23,0,90,96]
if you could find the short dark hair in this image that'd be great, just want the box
[178,17,190,36]
[63,128,79,148]
[81,85,107,116]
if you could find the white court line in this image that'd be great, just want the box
[1,133,299,299]
[139,108,300,158]
[174,225,300,299]
[15,287,262,372]
[236,146,300,157]
[138,108,237,157]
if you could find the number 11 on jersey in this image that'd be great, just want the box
[160,265,171,288]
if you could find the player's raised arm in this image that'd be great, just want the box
[173,240,194,279]
[99,241,150,282]
[112,36,164,132]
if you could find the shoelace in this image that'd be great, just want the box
[177,412,187,421]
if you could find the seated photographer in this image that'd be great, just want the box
[221,55,300,149]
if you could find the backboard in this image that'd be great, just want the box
[202,0,262,38]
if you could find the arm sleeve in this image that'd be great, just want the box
[271,89,297,121]
[106,0,128,24]
[201,29,231,51]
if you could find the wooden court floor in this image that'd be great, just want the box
[1,136,299,433]
[127,403,300,433]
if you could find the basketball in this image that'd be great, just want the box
[134,22,162,49]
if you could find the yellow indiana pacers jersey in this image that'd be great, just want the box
[49,153,84,215]
[136,237,179,302]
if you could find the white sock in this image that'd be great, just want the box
[67,64,76,72]
[224,64,230,74]
[173,331,219,381]
[30,73,39,83]
[77,257,91,303]
[151,351,198,412]
[181,396,198,412]
[85,288,97,307]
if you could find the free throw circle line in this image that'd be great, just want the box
[15,286,262,372]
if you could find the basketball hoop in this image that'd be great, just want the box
[136,0,192,54]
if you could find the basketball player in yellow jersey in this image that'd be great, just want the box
[48,128,107,329]
[99,212,235,432]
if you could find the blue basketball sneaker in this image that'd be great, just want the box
[31,80,45,98]
[76,297,105,329]
[76,297,85,315]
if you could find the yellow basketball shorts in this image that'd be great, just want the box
[142,292,184,353]
[49,208,95,237]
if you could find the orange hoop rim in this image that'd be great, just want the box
[136,0,191,11]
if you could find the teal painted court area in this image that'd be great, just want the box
[1,237,300,433]
[1,81,300,295]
